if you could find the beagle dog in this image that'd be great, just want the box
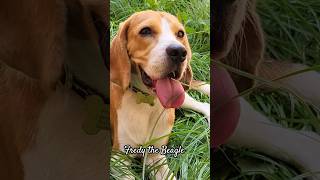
[110,10,210,179]
[0,0,109,179]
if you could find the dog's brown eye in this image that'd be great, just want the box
[177,30,184,38]
[139,27,152,36]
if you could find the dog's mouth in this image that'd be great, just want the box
[139,67,185,109]
[141,68,180,88]
[141,69,156,88]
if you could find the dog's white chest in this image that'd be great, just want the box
[117,90,174,151]
[21,89,108,180]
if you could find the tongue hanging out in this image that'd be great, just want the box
[154,77,185,109]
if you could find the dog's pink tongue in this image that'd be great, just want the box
[155,78,185,108]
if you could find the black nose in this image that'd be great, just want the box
[166,44,187,63]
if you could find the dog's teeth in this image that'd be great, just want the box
[168,72,175,79]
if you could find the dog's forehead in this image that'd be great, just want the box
[129,11,184,30]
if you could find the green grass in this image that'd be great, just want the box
[110,0,210,179]
[110,0,320,179]
[215,0,320,179]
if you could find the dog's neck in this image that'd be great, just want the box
[130,63,153,95]
[130,74,151,94]
[130,64,157,106]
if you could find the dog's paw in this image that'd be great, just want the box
[201,102,210,124]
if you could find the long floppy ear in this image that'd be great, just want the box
[212,0,248,60]
[181,63,193,90]
[213,0,264,92]
[181,35,193,90]
[81,0,108,59]
[110,19,131,90]
[110,18,132,149]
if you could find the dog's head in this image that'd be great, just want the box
[111,10,193,108]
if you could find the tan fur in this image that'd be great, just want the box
[117,91,174,150]
[110,11,193,150]
[258,59,305,80]
[0,1,65,178]
[0,0,108,179]
[213,0,264,92]
[110,11,194,179]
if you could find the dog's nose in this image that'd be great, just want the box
[166,44,187,63]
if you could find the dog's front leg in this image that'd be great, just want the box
[228,98,320,179]
[191,80,210,96]
[181,81,210,122]
[145,154,176,180]
[181,92,210,123]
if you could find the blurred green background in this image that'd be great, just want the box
[216,0,320,179]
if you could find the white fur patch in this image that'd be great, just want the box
[145,18,184,79]
[21,89,107,180]
[117,90,173,151]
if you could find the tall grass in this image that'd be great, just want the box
[215,0,320,179]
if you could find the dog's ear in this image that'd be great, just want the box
[181,63,193,90]
[110,18,131,90]
[212,0,248,60]
[213,0,264,92]
[181,34,193,90]
[80,0,108,58]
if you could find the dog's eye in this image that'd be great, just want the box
[139,27,152,36]
[177,30,184,38]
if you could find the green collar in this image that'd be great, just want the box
[130,74,156,106]
[81,74,155,135]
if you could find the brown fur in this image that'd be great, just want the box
[213,0,264,92]
[213,0,310,92]
[0,0,107,179]
[110,11,193,149]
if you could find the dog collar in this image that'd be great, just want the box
[130,65,156,106]
[62,34,109,135]
[62,67,109,135]
[62,2,109,136]
[130,78,156,106]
